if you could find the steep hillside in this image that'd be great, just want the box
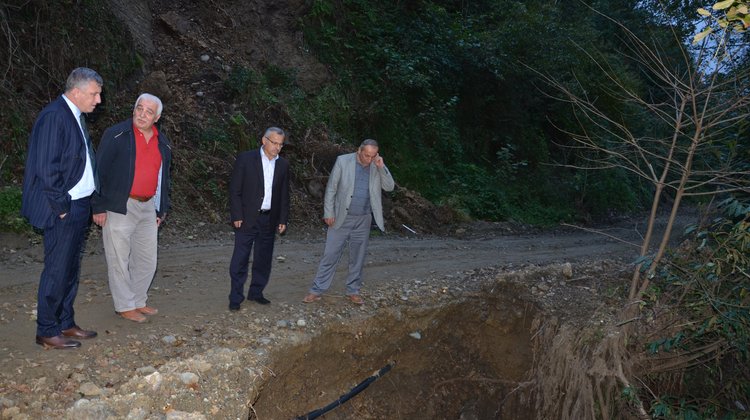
[0,0,454,235]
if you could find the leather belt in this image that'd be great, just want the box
[258,209,271,215]
[129,194,153,202]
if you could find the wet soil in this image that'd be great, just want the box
[252,284,537,419]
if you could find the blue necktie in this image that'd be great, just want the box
[79,113,98,191]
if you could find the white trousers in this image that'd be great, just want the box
[102,197,158,312]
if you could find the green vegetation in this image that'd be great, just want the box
[0,1,142,233]
[0,186,26,232]
[299,0,676,224]
[644,196,750,418]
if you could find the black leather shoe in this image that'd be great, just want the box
[251,297,271,305]
[36,335,81,349]
[62,326,97,339]
[229,303,241,311]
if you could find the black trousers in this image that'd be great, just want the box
[228,214,276,304]
[37,197,91,336]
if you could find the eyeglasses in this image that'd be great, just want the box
[264,136,284,148]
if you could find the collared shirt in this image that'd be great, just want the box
[62,94,96,200]
[260,147,277,210]
[130,124,162,197]
[348,162,371,216]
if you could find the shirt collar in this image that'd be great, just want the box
[132,120,160,139]
[62,94,82,119]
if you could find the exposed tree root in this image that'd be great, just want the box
[529,316,649,419]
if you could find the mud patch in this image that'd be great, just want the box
[251,286,537,419]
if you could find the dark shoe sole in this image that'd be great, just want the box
[35,336,81,349]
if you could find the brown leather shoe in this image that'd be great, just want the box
[117,310,147,323]
[36,335,81,349]
[62,326,97,339]
[136,306,158,315]
[348,294,365,305]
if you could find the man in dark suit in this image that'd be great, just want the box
[228,127,290,311]
[21,67,103,349]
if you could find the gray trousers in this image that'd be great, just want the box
[310,214,371,295]
[102,198,158,312]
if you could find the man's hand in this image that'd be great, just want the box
[374,153,385,168]
[92,212,106,226]
[323,217,335,227]
[233,220,243,229]
[278,224,287,234]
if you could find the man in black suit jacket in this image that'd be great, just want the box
[21,67,103,349]
[228,127,290,310]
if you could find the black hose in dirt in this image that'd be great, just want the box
[294,361,395,420]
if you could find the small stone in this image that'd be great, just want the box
[409,331,422,340]
[166,410,207,420]
[562,262,573,279]
[296,319,306,327]
[126,407,148,420]
[136,366,157,375]
[78,382,101,396]
[180,372,199,385]
[200,54,210,62]
[2,407,21,417]
[276,320,289,328]
[162,335,177,345]
[144,372,163,391]
[192,361,212,373]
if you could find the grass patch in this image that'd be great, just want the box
[0,186,29,232]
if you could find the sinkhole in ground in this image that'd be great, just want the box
[251,292,538,419]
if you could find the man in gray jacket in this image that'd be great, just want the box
[303,139,395,305]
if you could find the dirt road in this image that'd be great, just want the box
[0,217,677,417]
[0,220,648,354]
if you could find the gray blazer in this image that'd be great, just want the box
[324,152,395,231]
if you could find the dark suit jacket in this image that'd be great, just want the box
[229,148,290,232]
[21,96,89,229]
[91,118,172,218]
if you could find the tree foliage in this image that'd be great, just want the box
[301,0,700,223]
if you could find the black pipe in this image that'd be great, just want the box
[294,361,396,420]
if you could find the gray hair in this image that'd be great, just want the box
[360,138,379,149]
[264,127,285,138]
[134,93,163,116]
[65,67,103,92]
